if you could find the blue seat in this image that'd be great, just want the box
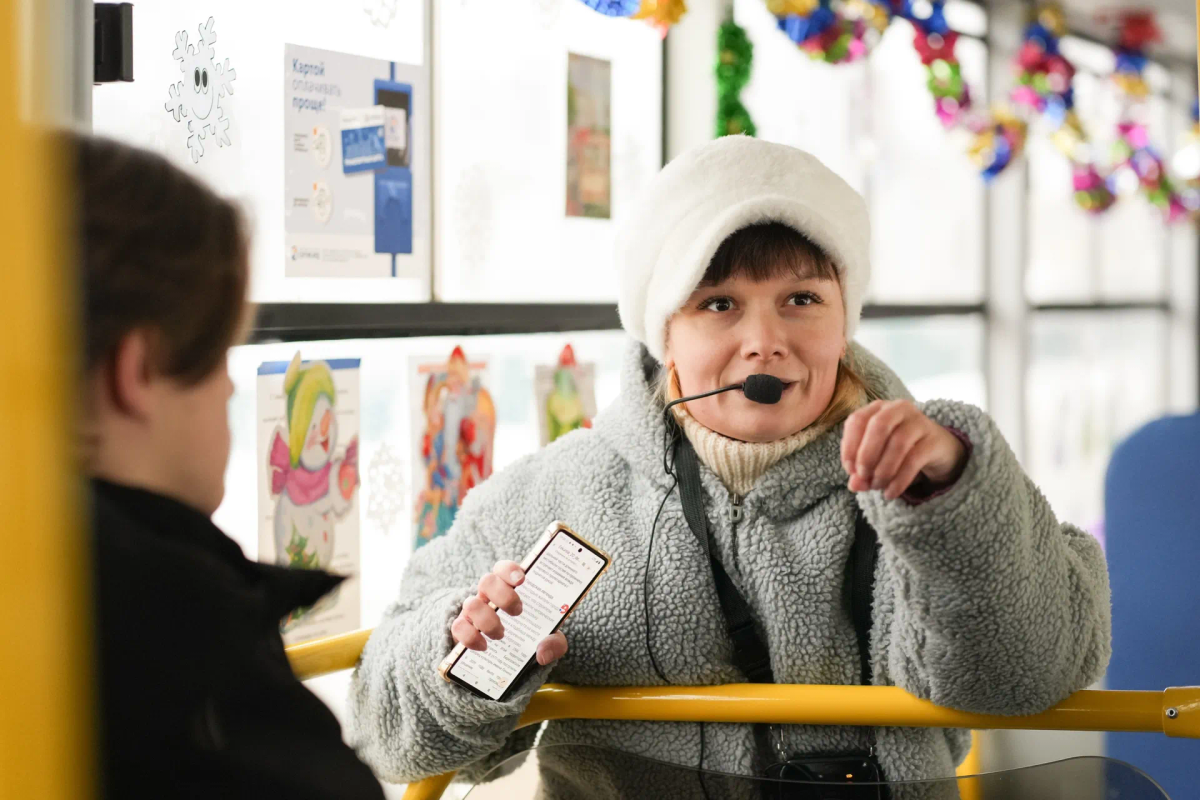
[1104,412,1200,799]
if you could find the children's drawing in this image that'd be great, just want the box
[566,54,611,218]
[257,355,361,643]
[164,17,238,163]
[268,353,359,573]
[411,347,495,550]
[535,344,596,447]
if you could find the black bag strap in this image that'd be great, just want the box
[673,435,877,687]
[849,506,878,687]
[676,436,775,683]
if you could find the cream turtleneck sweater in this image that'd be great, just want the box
[671,402,834,498]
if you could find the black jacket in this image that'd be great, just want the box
[92,479,385,799]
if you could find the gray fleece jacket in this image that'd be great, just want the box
[347,341,1111,797]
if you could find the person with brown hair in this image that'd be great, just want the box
[76,133,384,799]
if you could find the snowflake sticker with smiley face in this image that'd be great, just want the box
[164,17,238,163]
[363,0,400,27]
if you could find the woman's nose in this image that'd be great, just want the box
[320,409,332,436]
[739,313,790,361]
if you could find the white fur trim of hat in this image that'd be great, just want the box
[616,135,871,363]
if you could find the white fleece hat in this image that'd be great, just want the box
[616,135,871,363]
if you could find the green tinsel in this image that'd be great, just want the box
[716,18,755,138]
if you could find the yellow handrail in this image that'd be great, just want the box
[516,683,1199,736]
[286,630,1200,800]
[286,628,373,680]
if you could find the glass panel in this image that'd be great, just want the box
[733,0,870,193]
[90,0,433,303]
[943,0,986,38]
[855,316,986,409]
[865,30,987,303]
[214,330,629,631]
[1025,71,1099,303]
[433,0,661,302]
[1026,46,1173,304]
[1167,74,1199,413]
[1058,37,1114,76]
[1142,62,1171,97]
[684,8,988,304]
[460,745,1168,799]
[1025,312,1168,533]
[1095,89,1170,303]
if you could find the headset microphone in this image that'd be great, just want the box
[663,373,786,414]
[741,374,785,404]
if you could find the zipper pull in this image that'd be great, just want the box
[730,494,744,524]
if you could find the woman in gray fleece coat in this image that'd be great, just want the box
[347,136,1111,797]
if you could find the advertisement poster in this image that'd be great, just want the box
[534,344,596,446]
[566,53,612,219]
[286,43,423,278]
[258,353,362,644]
[410,347,495,551]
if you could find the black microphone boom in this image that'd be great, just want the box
[663,373,786,414]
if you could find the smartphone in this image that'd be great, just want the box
[438,522,611,701]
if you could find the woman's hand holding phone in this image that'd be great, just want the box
[451,560,569,666]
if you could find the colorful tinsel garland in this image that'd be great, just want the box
[774,0,869,64]
[716,17,757,137]
[1170,101,1200,216]
[1114,121,1187,222]
[894,0,1025,180]
[1109,12,1186,222]
[1012,4,1113,213]
[632,0,687,37]
[570,0,1190,222]
[894,0,971,126]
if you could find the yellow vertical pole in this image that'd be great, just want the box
[0,1,92,799]
[954,731,983,800]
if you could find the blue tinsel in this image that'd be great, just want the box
[1114,49,1148,76]
[897,0,949,35]
[578,0,641,17]
[1023,23,1059,55]
[1043,95,1067,126]
[982,133,1013,181]
[776,7,836,44]
[923,3,949,35]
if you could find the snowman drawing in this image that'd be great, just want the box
[164,17,237,163]
[268,354,359,600]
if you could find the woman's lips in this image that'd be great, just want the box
[735,377,797,388]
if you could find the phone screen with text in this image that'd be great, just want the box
[448,530,607,700]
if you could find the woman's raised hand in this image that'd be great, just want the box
[451,560,569,666]
[841,399,968,501]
